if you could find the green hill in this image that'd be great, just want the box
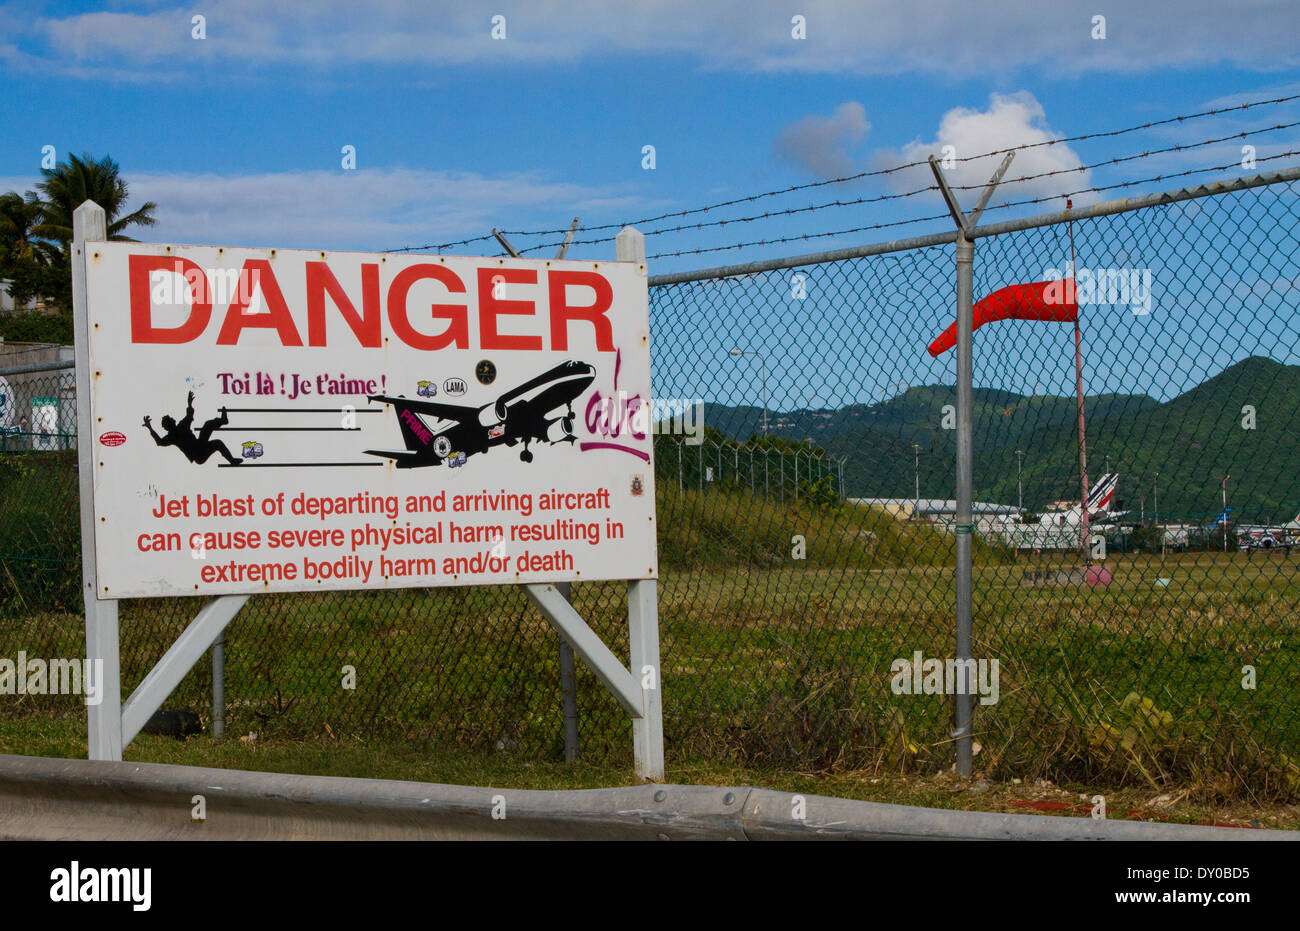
[698,356,1300,521]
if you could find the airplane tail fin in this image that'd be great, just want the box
[1087,473,1119,514]
[394,404,435,452]
[1204,506,1232,529]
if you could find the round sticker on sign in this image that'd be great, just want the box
[98,431,127,447]
[475,360,496,386]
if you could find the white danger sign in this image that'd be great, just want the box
[85,242,656,598]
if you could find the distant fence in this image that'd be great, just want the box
[656,438,846,500]
[0,356,76,452]
[2,168,1298,800]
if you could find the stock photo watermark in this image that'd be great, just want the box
[1044,263,1153,315]
[890,651,1000,706]
[0,653,106,706]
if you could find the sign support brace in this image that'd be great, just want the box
[521,223,662,781]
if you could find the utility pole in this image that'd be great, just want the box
[913,443,921,511]
[1222,474,1230,553]
[1066,200,1091,567]
[1016,449,1024,512]
[1154,472,1163,557]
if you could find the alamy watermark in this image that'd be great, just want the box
[50,861,151,911]
[890,650,1000,706]
[586,393,704,445]
[149,266,265,312]
[0,652,105,705]
[1044,262,1152,315]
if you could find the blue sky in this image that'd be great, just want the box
[2,0,1299,412]
[2,1,1297,266]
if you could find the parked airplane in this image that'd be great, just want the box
[1202,506,1233,531]
[997,473,1123,550]
[365,360,596,467]
[1035,473,1123,527]
[1237,510,1300,552]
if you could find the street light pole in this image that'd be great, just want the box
[1015,449,1024,512]
[1154,472,1162,557]
[1222,474,1230,553]
[913,443,921,512]
[729,349,768,436]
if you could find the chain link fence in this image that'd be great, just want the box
[2,168,1298,798]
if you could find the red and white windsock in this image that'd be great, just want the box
[927,278,1078,357]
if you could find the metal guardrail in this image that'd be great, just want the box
[0,754,1291,841]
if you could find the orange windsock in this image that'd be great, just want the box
[927,279,1078,357]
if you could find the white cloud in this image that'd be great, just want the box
[0,167,649,253]
[875,92,1092,209]
[5,0,1297,81]
[773,102,870,179]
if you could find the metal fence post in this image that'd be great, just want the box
[953,230,975,779]
[556,581,579,762]
[212,632,226,739]
[929,152,1012,780]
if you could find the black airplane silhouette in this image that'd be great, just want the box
[365,360,596,467]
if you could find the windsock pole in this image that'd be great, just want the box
[1069,199,1091,565]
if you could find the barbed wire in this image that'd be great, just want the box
[950,121,1300,192]
[505,92,1300,242]
[644,150,1300,260]
[514,121,1300,256]
[979,148,1300,219]
[386,232,499,253]
[385,92,1300,255]
[513,182,940,255]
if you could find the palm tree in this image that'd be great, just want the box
[32,153,157,263]
[0,191,54,268]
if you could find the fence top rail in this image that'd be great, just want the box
[0,359,75,377]
[969,164,1300,240]
[647,229,957,286]
[647,164,1300,287]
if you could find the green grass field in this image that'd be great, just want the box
[2,455,1298,812]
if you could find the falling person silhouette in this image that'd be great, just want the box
[143,391,241,465]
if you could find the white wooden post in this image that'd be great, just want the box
[73,200,122,761]
[628,579,664,780]
[527,226,663,781]
[615,226,664,781]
